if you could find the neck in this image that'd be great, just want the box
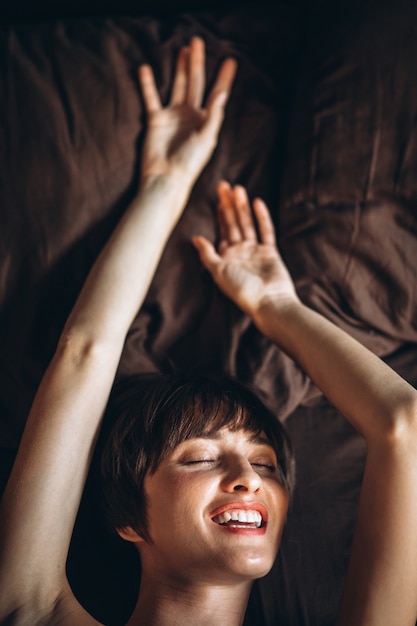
[126,573,252,626]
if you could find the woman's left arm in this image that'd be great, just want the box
[193,182,417,626]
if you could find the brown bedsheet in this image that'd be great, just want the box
[0,1,416,624]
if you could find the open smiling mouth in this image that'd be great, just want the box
[212,509,265,529]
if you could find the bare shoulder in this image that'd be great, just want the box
[0,588,104,626]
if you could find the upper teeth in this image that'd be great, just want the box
[214,509,263,527]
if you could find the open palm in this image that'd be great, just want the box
[192,182,299,317]
[139,39,237,182]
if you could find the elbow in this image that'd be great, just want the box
[55,327,110,369]
[384,392,417,447]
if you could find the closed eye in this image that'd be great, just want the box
[183,459,216,465]
[251,463,277,473]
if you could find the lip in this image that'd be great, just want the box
[209,501,269,526]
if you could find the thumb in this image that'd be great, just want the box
[191,236,222,275]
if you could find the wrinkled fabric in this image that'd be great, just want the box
[0,7,308,445]
[280,0,417,356]
[1,1,417,625]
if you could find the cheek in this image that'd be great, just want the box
[146,472,216,531]
[276,485,289,513]
[271,488,289,542]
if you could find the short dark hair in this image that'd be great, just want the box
[100,372,294,542]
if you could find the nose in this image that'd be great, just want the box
[221,457,262,493]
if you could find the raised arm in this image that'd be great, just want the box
[0,39,236,623]
[193,181,417,626]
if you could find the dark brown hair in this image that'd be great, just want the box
[100,372,294,542]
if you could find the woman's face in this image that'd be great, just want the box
[137,426,289,585]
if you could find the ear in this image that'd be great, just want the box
[117,526,145,544]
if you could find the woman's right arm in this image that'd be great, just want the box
[193,181,417,626]
[0,39,236,622]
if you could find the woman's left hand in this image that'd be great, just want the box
[192,182,299,319]
[138,37,237,183]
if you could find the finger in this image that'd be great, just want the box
[233,186,257,242]
[138,64,162,113]
[205,57,238,110]
[216,202,228,245]
[187,37,205,108]
[218,239,231,256]
[170,46,189,106]
[201,58,237,142]
[200,92,227,145]
[252,198,276,246]
[215,181,230,242]
[192,236,223,274]
[217,181,242,243]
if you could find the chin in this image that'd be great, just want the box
[245,560,275,581]
[220,552,277,583]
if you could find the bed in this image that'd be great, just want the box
[0,0,416,624]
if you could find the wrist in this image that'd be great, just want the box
[139,170,193,195]
[136,171,194,219]
[252,296,305,341]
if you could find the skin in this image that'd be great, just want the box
[140,430,286,583]
[193,182,417,626]
[0,38,238,626]
[1,32,417,626]
[120,428,288,626]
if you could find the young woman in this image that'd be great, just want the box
[0,35,417,626]
[100,370,294,626]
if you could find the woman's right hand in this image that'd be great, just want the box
[192,181,300,319]
[138,38,237,185]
